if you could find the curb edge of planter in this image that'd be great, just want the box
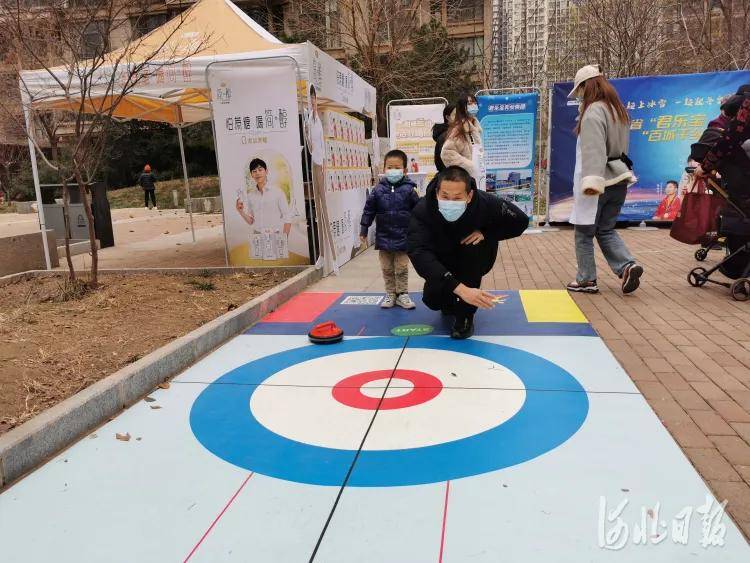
[0,265,322,489]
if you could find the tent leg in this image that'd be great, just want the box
[23,104,51,270]
[177,126,196,243]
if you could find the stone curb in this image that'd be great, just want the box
[0,266,311,288]
[0,265,321,488]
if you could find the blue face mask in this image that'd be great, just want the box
[467,104,479,116]
[385,169,404,184]
[438,199,468,222]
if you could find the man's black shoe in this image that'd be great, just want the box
[451,316,474,340]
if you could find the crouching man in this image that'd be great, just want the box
[408,166,529,339]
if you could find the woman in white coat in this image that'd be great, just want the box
[567,65,643,295]
[441,93,483,184]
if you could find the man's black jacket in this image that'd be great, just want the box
[408,181,528,291]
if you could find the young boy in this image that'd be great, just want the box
[360,149,420,309]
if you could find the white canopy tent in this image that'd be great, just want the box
[19,0,377,269]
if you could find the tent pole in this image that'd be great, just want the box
[177,125,196,243]
[23,103,52,270]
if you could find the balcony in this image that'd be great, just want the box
[447,0,483,24]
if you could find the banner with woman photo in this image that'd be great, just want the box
[208,60,309,266]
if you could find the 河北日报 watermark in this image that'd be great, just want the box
[598,495,728,550]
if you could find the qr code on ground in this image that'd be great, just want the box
[340,295,384,306]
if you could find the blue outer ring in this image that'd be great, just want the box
[189,337,589,487]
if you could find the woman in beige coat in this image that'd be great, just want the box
[566,65,642,295]
[441,93,483,181]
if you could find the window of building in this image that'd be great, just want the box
[430,0,443,21]
[454,36,484,70]
[324,0,341,48]
[131,13,169,38]
[80,21,109,58]
[447,0,483,24]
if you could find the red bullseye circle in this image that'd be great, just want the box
[332,369,442,410]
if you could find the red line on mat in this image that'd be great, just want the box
[439,480,451,562]
[183,472,254,562]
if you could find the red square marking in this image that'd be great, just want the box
[262,292,343,323]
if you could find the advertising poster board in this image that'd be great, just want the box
[388,103,446,176]
[477,93,539,216]
[209,60,309,266]
[321,109,371,269]
[549,70,750,222]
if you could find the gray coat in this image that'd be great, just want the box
[579,101,636,195]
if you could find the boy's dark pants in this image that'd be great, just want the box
[144,189,157,208]
[422,239,497,319]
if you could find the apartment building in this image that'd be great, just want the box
[491,0,581,90]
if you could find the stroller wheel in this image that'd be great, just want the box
[688,267,708,287]
[695,248,708,261]
[730,279,750,302]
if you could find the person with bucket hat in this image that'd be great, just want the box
[566,64,642,295]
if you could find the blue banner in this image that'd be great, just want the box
[477,92,539,216]
[549,70,750,222]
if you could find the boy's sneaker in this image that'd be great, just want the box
[566,280,599,294]
[396,293,416,309]
[451,315,474,340]
[621,263,643,294]
[381,293,396,308]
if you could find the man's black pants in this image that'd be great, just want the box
[422,239,497,319]
[144,189,157,208]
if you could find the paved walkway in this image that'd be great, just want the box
[321,227,750,539]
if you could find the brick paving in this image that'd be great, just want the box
[315,227,750,540]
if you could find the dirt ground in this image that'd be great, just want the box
[0,207,228,270]
[0,270,294,435]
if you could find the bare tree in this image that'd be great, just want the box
[674,0,750,72]
[0,0,210,287]
[571,0,678,78]
[286,0,474,126]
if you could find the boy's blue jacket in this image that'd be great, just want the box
[360,176,420,251]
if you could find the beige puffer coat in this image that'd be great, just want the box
[440,117,482,177]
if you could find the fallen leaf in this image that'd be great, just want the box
[227,303,238,311]
[116,432,131,442]
[163,231,170,234]
[144,396,156,403]
[89,433,98,440]
[621,488,630,492]
[450,372,457,377]
[158,382,170,390]
[129,230,135,233]
[150,405,162,410]
[136,437,142,441]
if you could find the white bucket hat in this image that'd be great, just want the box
[569,64,602,98]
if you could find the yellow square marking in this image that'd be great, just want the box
[519,290,588,324]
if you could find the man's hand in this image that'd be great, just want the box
[359,235,368,247]
[693,165,707,178]
[461,230,485,245]
[236,198,244,212]
[454,284,496,309]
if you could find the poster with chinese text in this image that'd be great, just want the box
[549,70,750,222]
[321,109,370,269]
[208,60,309,266]
[388,103,445,177]
[477,93,539,216]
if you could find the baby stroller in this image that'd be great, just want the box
[687,176,750,301]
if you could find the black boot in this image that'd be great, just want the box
[451,314,474,340]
